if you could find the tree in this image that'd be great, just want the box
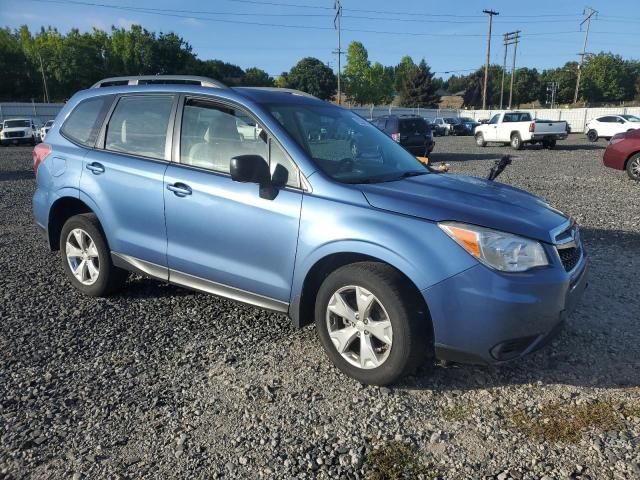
[274,72,289,89]
[286,57,336,99]
[461,65,503,108]
[394,55,416,98]
[242,67,273,87]
[400,59,439,107]
[512,67,540,106]
[343,41,372,104]
[580,53,636,103]
[538,63,578,105]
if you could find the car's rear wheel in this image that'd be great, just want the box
[587,129,598,142]
[510,133,523,150]
[475,133,487,147]
[60,214,128,297]
[315,262,430,386]
[626,153,640,181]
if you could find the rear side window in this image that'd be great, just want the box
[61,96,113,147]
[105,95,175,160]
[399,119,427,134]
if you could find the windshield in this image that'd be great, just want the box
[4,120,30,128]
[266,103,428,184]
[460,117,475,123]
[621,115,640,122]
[444,118,457,124]
[45,120,54,127]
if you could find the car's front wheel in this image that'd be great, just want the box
[315,262,430,386]
[626,153,640,181]
[60,214,128,297]
[475,133,487,147]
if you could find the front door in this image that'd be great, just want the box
[163,97,303,307]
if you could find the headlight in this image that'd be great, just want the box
[439,222,549,272]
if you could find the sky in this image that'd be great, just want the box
[1,0,639,78]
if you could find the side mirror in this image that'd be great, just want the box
[230,155,277,199]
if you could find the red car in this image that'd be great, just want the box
[603,129,640,181]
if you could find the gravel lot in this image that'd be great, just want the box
[1,136,639,480]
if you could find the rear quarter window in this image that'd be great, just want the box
[61,96,114,147]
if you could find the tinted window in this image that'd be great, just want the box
[621,115,640,122]
[180,99,267,174]
[489,114,500,125]
[4,120,30,128]
[599,116,616,123]
[105,95,174,160]
[503,112,532,122]
[399,118,427,134]
[61,96,113,147]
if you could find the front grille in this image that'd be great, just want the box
[558,245,581,272]
[6,131,24,138]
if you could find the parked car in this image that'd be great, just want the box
[603,129,640,181]
[33,75,587,386]
[40,120,55,141]
[451,117,480,136]
[431,117,450,136]
[585,114,640,142]
[1,118,38,146]
[474,112,568,150]
[372,115,434,155]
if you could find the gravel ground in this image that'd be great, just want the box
[1,136,639,480]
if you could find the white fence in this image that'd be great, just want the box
[0,102,64,125]
[349,105,640,132]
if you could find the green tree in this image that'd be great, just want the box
[462,65,503,108]
[400,59,439,107]
[512,67,540,106]
[0,28,37,101]
[538,63,578,105]
[394,55,416,98]
[580,53,636,103]
[286,57,336,99]
[274,72,289,88]
[241,67,273,87]
[344,41,372,104]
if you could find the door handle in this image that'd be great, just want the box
[167,182,192,197]
[86,162,105,174]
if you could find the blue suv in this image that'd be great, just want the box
[32,76,588,385]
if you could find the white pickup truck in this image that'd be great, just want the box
[474,111,568,150]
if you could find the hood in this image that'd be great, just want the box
[360,174,568,243]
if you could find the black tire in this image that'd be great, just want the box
[626,153,640,181]
[587,129,598,142]
[475,133,487,147]
[510,132,523,150]
[315,262,431,386]
[59,213,128,297]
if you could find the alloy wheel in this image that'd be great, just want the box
[325,285,393,369]
[65,228,100,285]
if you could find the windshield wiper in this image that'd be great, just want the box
[399,170,428,178]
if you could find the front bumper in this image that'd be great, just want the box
[602,143,627,171]
[423,257,588,365]
[1,135,34,145]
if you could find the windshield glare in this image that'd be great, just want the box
[266,103,428,184]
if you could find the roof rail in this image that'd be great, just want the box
[91,75,227,89]
[235,86,318,99]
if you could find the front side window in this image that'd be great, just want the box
[105,95,174,160]
[179,99,300,187]
[266,103,429,184]
[489,114,500,125]
[61,96,113,147]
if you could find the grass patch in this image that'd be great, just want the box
[365,441,435,480]
[508,400,624,443]
[441,404,469,422]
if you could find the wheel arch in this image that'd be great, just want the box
[48,196,95,251]
[290,251,434,344]
[624,150,640,169]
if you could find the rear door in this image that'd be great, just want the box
[80,94,177,272]
[163,96,303,305]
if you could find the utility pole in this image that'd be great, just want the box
[500,31,519,109]
[574,7,597,104]
[333,0,343,105]
[482,9,499,110]
[38,52,49,103]
[508,30,520,110]
[546,81,559,108]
